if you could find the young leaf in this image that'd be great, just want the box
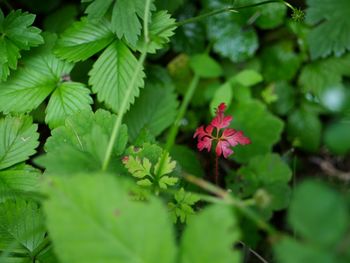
[124,67,178,141]
[89,41,145,113]
[124,156,152,179]
[43,174,176,263]
[0,10,43,81]
[154,152,176,178]
[0,115,39,170]
[84,0,114,20]
[179,204,241,263]
[45,82,93,128]
[0,199,45,253]
[168,188,200,223]
[306,0,350,59]
[54,17,114,62]
[35,110,128,174]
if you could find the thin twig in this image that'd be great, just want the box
[309,157,350,182]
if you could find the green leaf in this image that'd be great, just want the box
[0,199,45,253]
[235,154,292,215]
[171,145,204,177]
[288,180,349,246]
[54,17,114,62]
[287,108,322,152]
[252,0,287,29]
[234,69,263,87]
[43,174,176,263]
[111,0,155,46]
[0,164,40,201]
[0,115,39,170]
[43,4,79,33]
[168,188,200,223]
[298,53,350,94]
[45,82,93,128]
[189,54,223,78]
[274,237,337,263]
[124,156,152,179]
[228,100,284,163]
[306,0,350,59]
[269,81,295,116]
[137,11,176,53]
[179,204,241,263]
[171,4,206,54]
[0,54,73,114]
[124,67,178,141]
[324,120,350,155]
[210,81,233,116]
[260,42,301,82]
[154,152,176,177]
[35,110,128,174]
[0,10,43,81]
[84,0,114,20]
[89,41,145,112]
[205,10,258,62]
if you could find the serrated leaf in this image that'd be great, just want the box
[287,108,322,152]
[89,41,145,112]
[124,156,152,179]
[136,178,153,187]
[45,82,93,128]
[179,204,241,263]
[0,115,39,170]
[35,110,128,174]
[0,54,73,114]
[0,164,40,201]
[306,0,350,59]
[54,17,114,62]
[154,152,176,177]
[43,174,176,263]
[159,176,178,189]
[228,100,284,163]
[137,11,176,53]
[124,67,178,141]
[0,199,45,253]
[0,10,43,81]
[234,69,263,87]
[84,0,114,19]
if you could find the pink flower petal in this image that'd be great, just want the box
[224,130,251,146]
[197,137,212,152]
[216,140,233,158]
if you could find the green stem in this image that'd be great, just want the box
[156,74,200,177]
[184,174,278,236]
[143,0,151,43]
[101,0,151,172]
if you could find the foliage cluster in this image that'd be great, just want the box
[1,0,350,262]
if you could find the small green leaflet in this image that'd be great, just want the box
[123,150,178,189]
[89,41,145,113]
[0,52,93,128]
[83,0,155,46]
[54,17,114,62]
[0,9,43,81]
[0,115,39,170]
[35,110,128,174]
[168,188,200,223]
[306,0,350,59]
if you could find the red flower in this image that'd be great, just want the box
[193,103,251,158]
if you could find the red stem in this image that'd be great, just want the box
[215,155,219,185]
